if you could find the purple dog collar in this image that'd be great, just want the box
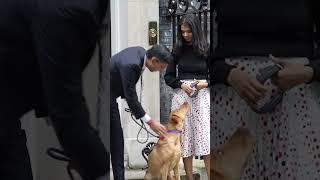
[166,130,182,134]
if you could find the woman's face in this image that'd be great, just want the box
[181,23,193,43]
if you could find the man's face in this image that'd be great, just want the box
[147,57,168,72]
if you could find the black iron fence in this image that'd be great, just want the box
[167,0,210,45]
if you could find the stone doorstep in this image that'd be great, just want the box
[110,158,207,180]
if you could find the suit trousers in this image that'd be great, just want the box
[110,95,125,180]
[0,0,109,179]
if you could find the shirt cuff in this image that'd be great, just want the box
[306,61,319,83]
[210,59,236,86]
[177,81,183,89]
[140,114,151,123]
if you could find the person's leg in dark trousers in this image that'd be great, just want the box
[31,0,109,179]
[0,58,39,180]
[0,1,40,178]
[110,96,125,180]
[0,98,34,180]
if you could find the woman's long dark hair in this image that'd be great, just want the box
[173,14,209,58]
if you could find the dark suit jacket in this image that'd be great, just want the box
[0,0,106,118]
[110,46,146,119]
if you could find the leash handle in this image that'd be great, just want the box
[189,81,199,98]
[256,63,283,84]
[254,63,284,114]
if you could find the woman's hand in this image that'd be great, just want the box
[181,83,194,96]
[195,81,208,91]
[228,67,267,105]
[273,65,313,91]
[271,56,314,91]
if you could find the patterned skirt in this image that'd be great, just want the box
[171,79,210,158]
[211,56,320,180]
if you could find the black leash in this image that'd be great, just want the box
[124,108,159,144]
[47,148,75,180]
[141,142,156,165]
[124,108,160,167]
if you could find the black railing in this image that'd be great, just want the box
[162,0,211,47]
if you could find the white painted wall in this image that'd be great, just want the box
[111,0,160,169]
[126,0,160,169]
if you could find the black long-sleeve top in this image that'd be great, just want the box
[165,45,208,89]
[210,0,320,84]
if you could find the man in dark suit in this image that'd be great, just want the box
[110,44,172,180]
[0,0,109,179]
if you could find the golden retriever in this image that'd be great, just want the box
[144,102,189,180]
[211,127,255,180]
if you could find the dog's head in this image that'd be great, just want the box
[211,127,255,180]
[167,102,189,130]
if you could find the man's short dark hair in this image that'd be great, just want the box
[146,44,172,64]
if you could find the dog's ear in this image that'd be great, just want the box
[171,114,180,123]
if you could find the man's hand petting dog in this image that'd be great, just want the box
[228,67,267,107]
[147,119,167,135]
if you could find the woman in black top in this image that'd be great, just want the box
[165,14,210,180]
[210,0,320,179]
